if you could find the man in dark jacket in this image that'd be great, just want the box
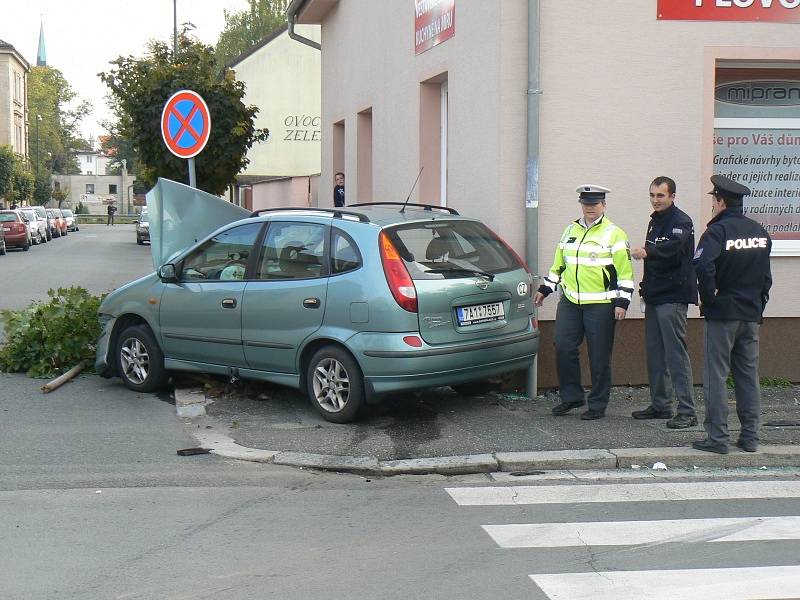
[631,177,698,428]
[691,175,772,454]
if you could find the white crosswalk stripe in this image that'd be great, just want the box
[531,566,800,600]
[483,516,800,548]
[446,479,800,599]
[445,480,800,506]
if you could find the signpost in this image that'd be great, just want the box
[161,90,211,188]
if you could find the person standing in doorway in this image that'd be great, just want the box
[107,203,117,226]
[691,175,772,454]
[631,176,699,429]
[333,172,345,207]
[534,185,635,420]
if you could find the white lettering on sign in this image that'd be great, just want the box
[725,237,769,250]
[695,0,800,7]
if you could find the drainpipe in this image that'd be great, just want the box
[525,0,541,398]
[286,0,321,50]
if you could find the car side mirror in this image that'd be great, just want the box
[158,264,178,283]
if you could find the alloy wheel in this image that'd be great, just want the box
[119,336,150,385]
[312,358,350,412]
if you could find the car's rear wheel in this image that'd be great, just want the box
[0,243,5,255]
[116,325,169,393]
[306,346,365,423]
[22,236,30,251]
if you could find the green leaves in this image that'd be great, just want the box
[0,287,107,378]
[100,36,268,196]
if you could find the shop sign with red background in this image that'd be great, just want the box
[415,0,455,55]
[658,0,800,23]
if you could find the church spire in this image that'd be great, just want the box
[37,20,46,66]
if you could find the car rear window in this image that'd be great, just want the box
[21,210,36,220]
[0,213,18,222]
[139,212,149,222]
[62,210,74,216]
[386,220,521,280]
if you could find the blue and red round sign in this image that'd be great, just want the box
[161,90,211,159]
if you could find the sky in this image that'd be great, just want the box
[3,0,250,142]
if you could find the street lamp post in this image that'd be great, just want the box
[173,0,178,61]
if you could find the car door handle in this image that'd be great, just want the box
[221,298,237,309]
[303,298,321,309]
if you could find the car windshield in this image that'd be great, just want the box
[62,210,73,217]
[0,213,18,222]
[139,212,149,223]
[21,210,36,220]
[386,220,521,280]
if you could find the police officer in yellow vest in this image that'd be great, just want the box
[534,185,635,419]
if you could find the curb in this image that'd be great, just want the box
[189,425,800,476]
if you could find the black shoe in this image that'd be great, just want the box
[580,409,605,420]
[632,406,673,420]
[552,400,584,416]
[666,414,698,429]
[691,439,729,454]
[736,439,758,453]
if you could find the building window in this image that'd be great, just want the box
[54,181,60,190]
[714,63,800,255]
[109,184,118,194]
[357,108,373,203]
[86,155,92,163]
[419,72,448,206]
[86,184,95,194]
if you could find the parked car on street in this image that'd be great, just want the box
[33,206,52,241]
[61,208,79,232]
[45,209,62,238]
[0,210,32,251]
[52,208,68,236]
[96,192,539,423]
[135,210,149,245]
[19,208,48,244]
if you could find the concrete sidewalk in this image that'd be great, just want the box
[179,380,800,476]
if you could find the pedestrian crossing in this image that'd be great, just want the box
[445,479,800,599]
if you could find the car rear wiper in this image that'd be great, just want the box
[426,267,494,281]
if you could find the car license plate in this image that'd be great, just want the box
[457,302,505,326]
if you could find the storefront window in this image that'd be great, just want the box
[714,66,800,255]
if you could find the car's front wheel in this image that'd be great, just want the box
[116,325,169,393]
[306,346,365,423]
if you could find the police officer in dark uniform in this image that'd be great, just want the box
[691,175,772,454]
[631,176,698,428]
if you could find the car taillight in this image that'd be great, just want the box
[13,223,25,233]
[379,231,417,313]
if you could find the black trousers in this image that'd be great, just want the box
[554,296,616,412]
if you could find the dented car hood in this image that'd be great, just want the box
[146,178,250,269]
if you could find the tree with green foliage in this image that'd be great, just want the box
[100,35,269,195]
[215,0,288,68]
[10,167,34,205]
[33,171,53,206]
[27,66,91,176]
[0,145,15,204]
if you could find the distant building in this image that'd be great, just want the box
[75,150,111,176]
[52,164,136,215]
[227,24,321,210]
[0,38,30,161]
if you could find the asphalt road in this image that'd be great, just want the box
[0,223,153,311]
[2,371,799,600]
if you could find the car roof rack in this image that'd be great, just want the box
[250,207,371,223]
[349,202,459,215]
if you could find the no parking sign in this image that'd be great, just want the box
[161,90,210,187]
[161,90,211,158]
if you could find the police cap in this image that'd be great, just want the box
[708,175,751,201]
[576,184,611,204]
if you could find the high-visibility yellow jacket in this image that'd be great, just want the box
[539,215,635,309]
